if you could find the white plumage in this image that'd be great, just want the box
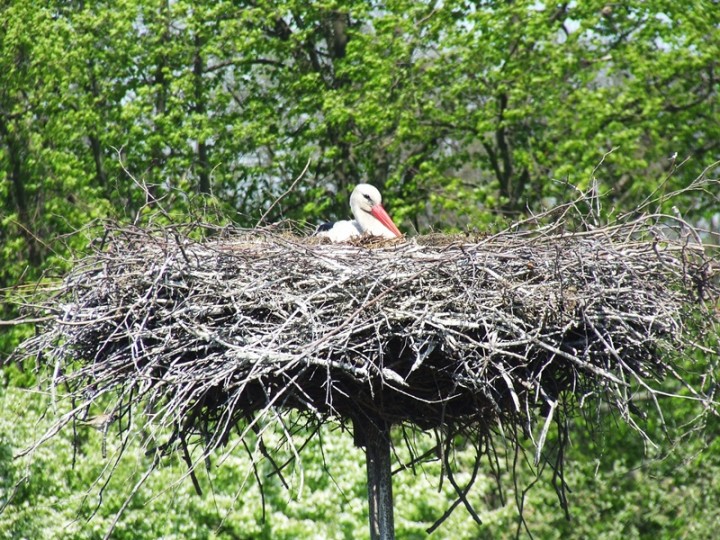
[316,184,402,242]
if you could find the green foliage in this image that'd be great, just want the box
[3,1,718,255]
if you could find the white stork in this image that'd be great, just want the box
[316,184,402,242]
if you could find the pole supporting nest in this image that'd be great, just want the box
[355,416,395,540]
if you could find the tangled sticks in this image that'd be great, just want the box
[16,211,718,518]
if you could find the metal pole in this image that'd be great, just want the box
[364,419,395,540]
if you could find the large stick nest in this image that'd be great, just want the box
[18,208,718,448]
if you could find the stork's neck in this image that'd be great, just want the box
[356,209,377,234]
[352,205,393,238]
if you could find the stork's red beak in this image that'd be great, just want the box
[370,205,402,238]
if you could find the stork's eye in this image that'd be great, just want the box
[364,194,372,201]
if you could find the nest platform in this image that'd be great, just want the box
[16,213,717,460]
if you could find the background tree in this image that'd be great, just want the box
[4,1,718,255]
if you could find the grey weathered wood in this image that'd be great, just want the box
[363,419,395,540]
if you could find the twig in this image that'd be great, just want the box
[255,158,311,227]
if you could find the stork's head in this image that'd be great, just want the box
[349,184,402,238]
[350,183,383,214]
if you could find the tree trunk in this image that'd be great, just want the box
[193,33,210,195]
[0,116,41,267]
